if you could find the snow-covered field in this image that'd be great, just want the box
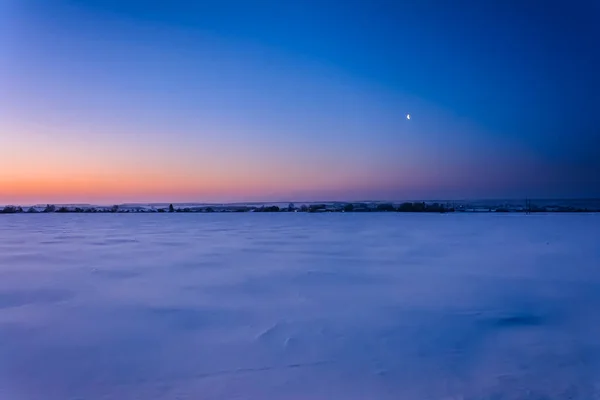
[1,213,600,399]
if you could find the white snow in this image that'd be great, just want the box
[1,213,600,399]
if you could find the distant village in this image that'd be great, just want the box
[2,200,598,214]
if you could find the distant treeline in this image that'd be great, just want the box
[1,202,596,214]
[1,202,451,214]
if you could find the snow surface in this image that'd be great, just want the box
[1,213,600,399]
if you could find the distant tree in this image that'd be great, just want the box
[376,203,396,212]
[397,203,413,212]
[16,206,24,213]
[169,204,175,213]
[27,207,38,213]
[110,205,119,213]
[157,208,166,213]
[426,203,445,213]
[353,203,371,212]
[300,205,309,212]
[417,202,427,212]
[288,203,296,212]
[397,202,428,212]
[56,207,69,213]
[308,204,326,213]
[264,206,280,212]
[1,206,17,214]
[343,203,354,212]
[205,207,214,213]
[43,204,56,213]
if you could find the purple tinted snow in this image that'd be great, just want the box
[1,213,600,399]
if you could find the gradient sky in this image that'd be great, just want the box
[1,0,599,204]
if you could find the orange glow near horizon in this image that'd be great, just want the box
[1,165,419,204]
[1,125,421,204]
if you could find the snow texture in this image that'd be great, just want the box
[1,213,600,399]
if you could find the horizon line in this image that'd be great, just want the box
[3,197,600,208]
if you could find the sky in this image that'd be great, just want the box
[1,0,599,204]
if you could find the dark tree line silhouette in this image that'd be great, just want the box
[1,202,594,214]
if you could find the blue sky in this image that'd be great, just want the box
[1,0,599,203]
